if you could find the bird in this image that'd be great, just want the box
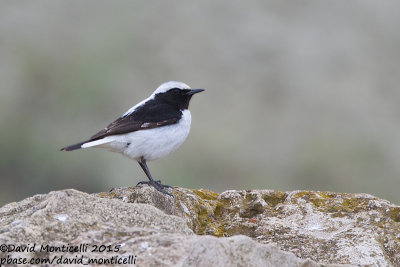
[61,81,204,196]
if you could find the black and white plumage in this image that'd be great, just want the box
[61,81,204,196]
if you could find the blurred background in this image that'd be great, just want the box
[1,1,400,206]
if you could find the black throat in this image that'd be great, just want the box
[153,89,193,110]
[124,88,193,124]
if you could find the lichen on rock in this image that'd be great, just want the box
[0,188,324,267]
[100,186,400,266]
[0,185,399,266]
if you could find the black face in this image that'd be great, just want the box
[155,88,196,110]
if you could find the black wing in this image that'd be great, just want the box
[89,117,179,140]
[90,101,182,140]
[60,101,182,151]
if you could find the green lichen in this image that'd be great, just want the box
[339,198,369,212]
[262,191,287,207]
[388,207,400,222]
[213,225,230,237]
[189,189,292,237]
[191,189,219,200]
[213,199,230,218]
[294,192,331,208]
[294,191,370,216]
[195,202,217,235]
[185,189,237,237]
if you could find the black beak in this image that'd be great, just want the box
[186,89,205,96]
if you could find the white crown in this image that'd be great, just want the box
[152,81,191,95]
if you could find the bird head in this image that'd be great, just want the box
[153,81,204,110]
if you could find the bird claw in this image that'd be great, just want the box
[136,180,173,196]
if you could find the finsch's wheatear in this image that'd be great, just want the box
[61,81,204,196]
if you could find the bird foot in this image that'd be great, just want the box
[136,180,173,196]
[136,180,171,188]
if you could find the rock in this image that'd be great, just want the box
[0,189,325,267]
[98,186,400,266]
[1,186,398,266]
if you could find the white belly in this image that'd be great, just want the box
[96,110,192,161]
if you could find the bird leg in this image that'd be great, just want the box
[136,158,173,196]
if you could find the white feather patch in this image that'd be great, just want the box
[81,139,112,148]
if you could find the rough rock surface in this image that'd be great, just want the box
[0,189,325,267]
[0,186,399,266]
[98,186,400,266]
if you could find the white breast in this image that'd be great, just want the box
[96,110,192,161]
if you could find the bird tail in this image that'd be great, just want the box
[60,138,112,151]
[60,140,89,151]
[81,139,111,148]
